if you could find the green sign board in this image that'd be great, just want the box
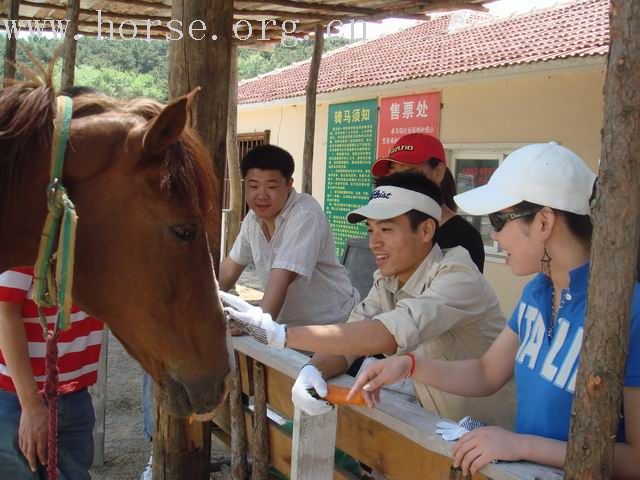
[324,99,378,257]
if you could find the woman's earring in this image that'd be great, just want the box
[541,247,552,277]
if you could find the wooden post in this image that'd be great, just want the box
[226,44,242,256]
[168,0,233,268]
[301,25,324,195]
[59,0,80,91]
[152,0,234,478]
[3,0,19,87]
[290,406,337,480]
[565,1,640,478]
[251,361,269,480]
[153,403,211,478]
[230,351,248,479]
[89,328,109,466]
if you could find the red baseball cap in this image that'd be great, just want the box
[371,133,446,177]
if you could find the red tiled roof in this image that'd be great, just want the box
[238,0,609,105]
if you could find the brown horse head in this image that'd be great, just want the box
[0,76,231,418]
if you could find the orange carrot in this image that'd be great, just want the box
[323,384,366,406]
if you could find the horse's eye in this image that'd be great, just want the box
[171,224,197,242]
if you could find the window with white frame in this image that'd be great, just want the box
[446,145,524,260]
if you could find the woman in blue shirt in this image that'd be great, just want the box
[348,142,640,476]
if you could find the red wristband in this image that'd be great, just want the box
[404,352,416,379]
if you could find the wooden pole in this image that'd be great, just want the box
[153,403,211,478]
[167,0,232,269]
[565,1,640,478]
[89,328,109,466]
[59,0,80,91]
[3,0,19,87]
[251,361,269,480]
[226,44,242,257]
[301,25,323,195]
[230,351,248,479]
[152,1,233,478]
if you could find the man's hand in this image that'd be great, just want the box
[224,306,286,349]
[19,400,48,472]
[291,364,333,416]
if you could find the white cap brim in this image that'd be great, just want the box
[347,186,442,224]
[454,184,520,216]
[347,203,414,224]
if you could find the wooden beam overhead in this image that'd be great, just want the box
[92,0,172,12]
[1,0,492,45]
[235,0,377,16]
[19,1,173,21]
[235,8,346,22]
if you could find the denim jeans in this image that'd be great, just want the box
[0,388,95,480]
[142,371,154,442]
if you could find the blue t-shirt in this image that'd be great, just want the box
[507,262,640,441]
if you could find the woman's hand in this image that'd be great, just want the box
[347,355,412,408]
[452,426,524,475]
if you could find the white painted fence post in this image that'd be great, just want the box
[290,405,337,480]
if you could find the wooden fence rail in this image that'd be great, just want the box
[230,337,563,480]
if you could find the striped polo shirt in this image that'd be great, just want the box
[0,267,104,393]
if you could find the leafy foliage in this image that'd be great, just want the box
[1,33,352,100]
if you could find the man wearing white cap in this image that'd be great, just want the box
[225,171,515,428]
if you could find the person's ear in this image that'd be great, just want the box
[538,207,556,240]
[421,218,437,244]
[286,177,293,189]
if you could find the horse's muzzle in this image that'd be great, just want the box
[160,369,232,418]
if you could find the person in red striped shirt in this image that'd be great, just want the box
[0,266,104,479]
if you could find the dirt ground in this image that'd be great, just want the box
[88,333,231,480]
[89,332,154,480]
[88,269,261,479]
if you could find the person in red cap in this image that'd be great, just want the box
[372,133,485,272]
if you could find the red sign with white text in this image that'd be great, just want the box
[376,92,441,158]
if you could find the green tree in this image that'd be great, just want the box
[2,33,352,93]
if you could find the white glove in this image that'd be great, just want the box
[224,306,286,349]
[218,290,253,312]
[291,364,333,416]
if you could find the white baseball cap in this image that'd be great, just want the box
[347,186,442,224]
[454,142,597,216]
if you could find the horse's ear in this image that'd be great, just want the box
[142,87,200,155]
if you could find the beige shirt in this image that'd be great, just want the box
[348,245,515,429]
[230,189,359,327]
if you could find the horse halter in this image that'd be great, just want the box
[31,94,78,480]
[33,95,78,333]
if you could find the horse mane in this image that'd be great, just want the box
[0,68,56,223]
[0,69,216,223]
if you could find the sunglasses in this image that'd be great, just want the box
[488,209,541,232]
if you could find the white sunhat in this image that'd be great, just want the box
[454,142,597,216]
[346,185,442,224]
